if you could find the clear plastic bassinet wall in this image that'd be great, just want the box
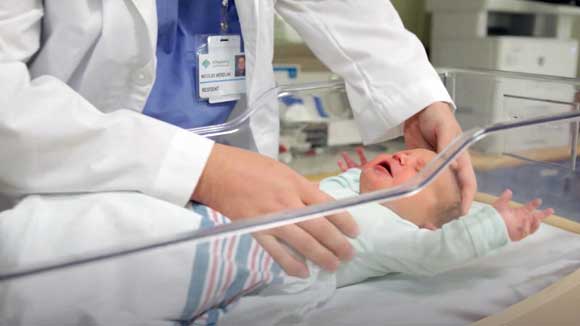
[208,68,580,221]
[440,68,580,222]
[1,69,580,326]
[248,68,580,223]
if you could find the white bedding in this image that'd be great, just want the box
[221,223,580,326]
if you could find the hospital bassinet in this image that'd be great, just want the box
[1,68,580,325]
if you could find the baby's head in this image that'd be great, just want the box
[359,148,462,230]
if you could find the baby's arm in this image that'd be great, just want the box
[336,202,509,288]
[319,169,500,284]
[320,169,508,281]
[320,168,553,286]
[336,193,553,287]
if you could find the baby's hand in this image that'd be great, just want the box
[492,189,554,241]
[337,147,368,171]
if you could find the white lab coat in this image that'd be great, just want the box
[0,0,452,324]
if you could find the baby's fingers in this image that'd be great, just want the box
[525,198,542,212]
[500,189,513,201]
[529,208,553,236]
[337,160,347,172]
[494,189,513,209]
[534,208,554,220]
[341,152,357,169]
[355,147,368,165]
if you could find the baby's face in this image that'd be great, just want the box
[359,149,461,229]
[359,149,431,192]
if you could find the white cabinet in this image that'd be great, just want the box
[433,37,578,77]
[428,0,580,153]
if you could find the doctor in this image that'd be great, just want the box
[0,0,474,288]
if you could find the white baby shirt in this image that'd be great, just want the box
[319,169,511,287]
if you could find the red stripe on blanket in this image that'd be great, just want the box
[215,209,239,301]
[197,209,220,313]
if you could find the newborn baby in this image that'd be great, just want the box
[340,147,464,230]
[326,148,553,286]
[185,148,553,324]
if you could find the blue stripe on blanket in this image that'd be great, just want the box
[180,204,285,325]
[207,309,219,325]
[221,233,252,305]
[180,205,215,323]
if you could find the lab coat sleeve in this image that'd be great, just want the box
[0,3,213,206]
[275,0,453,144]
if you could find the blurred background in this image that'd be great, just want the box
[274,0,580,78]
[271,0,580,220]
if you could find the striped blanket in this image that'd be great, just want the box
[181,205,284,325]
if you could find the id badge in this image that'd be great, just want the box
[197,35,246,103]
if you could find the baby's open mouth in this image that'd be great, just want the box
[375,160,392,177]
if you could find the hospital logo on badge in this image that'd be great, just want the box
[202,59,211,69]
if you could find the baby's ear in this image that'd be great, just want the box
[416,159,426,170]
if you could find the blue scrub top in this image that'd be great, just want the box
[143,0,242,129]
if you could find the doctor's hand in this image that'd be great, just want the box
[493,189,554,241]
[404,101,477,215]
[192,143,359,278]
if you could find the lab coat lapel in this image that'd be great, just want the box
[235,0,279,157]
[129,0,158,51]
[235,0,276,102]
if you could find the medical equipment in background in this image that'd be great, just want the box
[272,59,361,157]
[278,83,362,161]
[272,13,364,156]
[428,0,580,76]
[428,0,580,153]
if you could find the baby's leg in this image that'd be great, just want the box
[185,204,284,325]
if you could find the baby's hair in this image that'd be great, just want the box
[434,169,463,227]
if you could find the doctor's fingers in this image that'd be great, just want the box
[455,152,477,215]
[270,223,341,272]
[403,118,433,150]
[428,112,477,214]
[254,233,309,278]
[300,185,359,238]
[299,191,357,264]
[295,217,355,262]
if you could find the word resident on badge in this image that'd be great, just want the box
[198,53,246,102]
